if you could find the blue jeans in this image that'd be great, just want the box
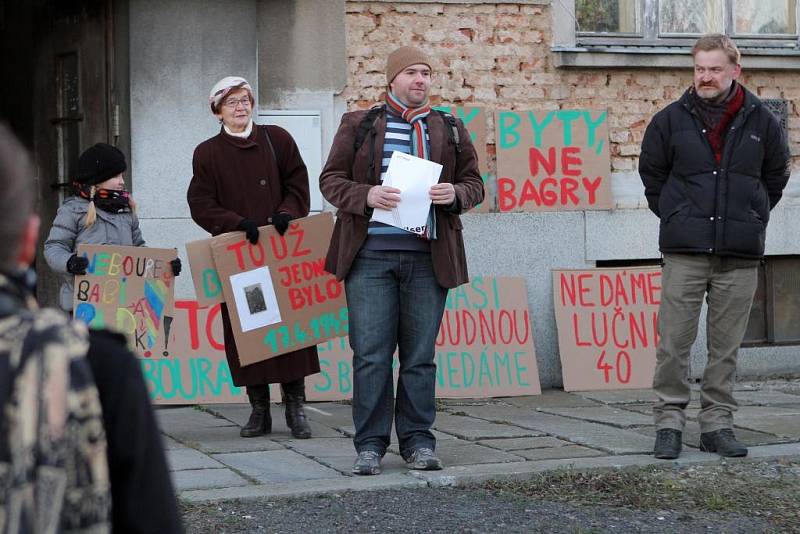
[345,249,448,459]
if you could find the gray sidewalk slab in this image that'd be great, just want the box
[734,415,800,439]
[180,472,427,503]
[433,413,545,440]
[156,407,235,433]
[163,383,800,504]
[172,468,250,491]
[513,445,605,461]
[167,448,225,471]
[477,436,572,451]
[453,405,656,454]
[165,425,285,454]
[212,449,342,483]
[503,390,599,409]
[536,406,653,428]
[733,390,800,406]
[573,389,661,405]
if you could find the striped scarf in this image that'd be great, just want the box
[386,92,431,160]
[384,92,437,240]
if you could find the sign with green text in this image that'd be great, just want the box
[144,277,541,403]
[495,109,612,212]
[210,212,347,366]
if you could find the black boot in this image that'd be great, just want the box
[700,429,747,457]
[282,380,312,439]
[240,385,271,438]
[654,428,682,459]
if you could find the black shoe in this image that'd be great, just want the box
[240,386,271,438]
[282,380,312,439]
[700,429,748,457]
[240,407,271,437]
[654,429,682,459]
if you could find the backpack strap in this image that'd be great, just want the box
[354,105,386,152]
[434,110,462,154]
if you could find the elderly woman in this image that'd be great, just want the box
[188,76,319,439]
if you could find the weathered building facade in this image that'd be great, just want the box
[2,0,798,387]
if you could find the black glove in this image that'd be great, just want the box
[66,254,89,275]
[269,212,292,236]
[237,218,260,244]
[170,258,182,277]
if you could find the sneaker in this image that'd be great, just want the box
[352,450,382,476]
[653,428,682,459]
[405,447,443,470]
[700,428,748,458]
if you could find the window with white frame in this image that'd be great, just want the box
[575,0,799,47]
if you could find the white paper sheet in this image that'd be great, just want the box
[230,266,282,332]
[371,151,443,235]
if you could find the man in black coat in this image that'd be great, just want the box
[639,34,790,460]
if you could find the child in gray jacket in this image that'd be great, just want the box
[44,143,180,312]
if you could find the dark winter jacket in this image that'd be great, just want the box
[188,124,319,386]
[639,85,790,258]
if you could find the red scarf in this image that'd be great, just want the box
[693,83,744,163]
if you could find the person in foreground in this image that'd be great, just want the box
[0,124,183,532]
[320,46,484,475]
[639,34,790,460]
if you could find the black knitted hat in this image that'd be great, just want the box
[76,143,126,185]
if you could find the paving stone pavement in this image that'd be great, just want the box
[160,380,800,503]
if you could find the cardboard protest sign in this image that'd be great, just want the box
[434,106,492,212]
[552,267,662,391]
[186,236,227,306]
[142,300,245,404]
[144,277,542,404]
[495,109,612,212]
[73,244,177,358]
[210,212,347,366]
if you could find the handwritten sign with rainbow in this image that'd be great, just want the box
[74,244,178,359]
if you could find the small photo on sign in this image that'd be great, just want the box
[230,266,282,332]
[244,284,267,314]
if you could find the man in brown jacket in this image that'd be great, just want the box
[320,47,484,475]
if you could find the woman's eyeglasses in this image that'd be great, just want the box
[222,97,251,109]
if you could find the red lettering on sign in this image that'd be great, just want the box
[206,304,224,350]
[226,240,248,270]
[278,258,327,287]
[572,313,591,346]
[497,176,604,211]
[287,279,343,310]
[529,147,557,176]
[288,223,311,258]
[561,147,582,176]
[175,300,202,350]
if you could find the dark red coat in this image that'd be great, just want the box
[188,124,320,386]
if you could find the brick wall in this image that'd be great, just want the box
[343,2,800,183]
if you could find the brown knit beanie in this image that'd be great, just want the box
[386,46,432,84]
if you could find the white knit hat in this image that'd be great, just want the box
[208,76,253,113]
